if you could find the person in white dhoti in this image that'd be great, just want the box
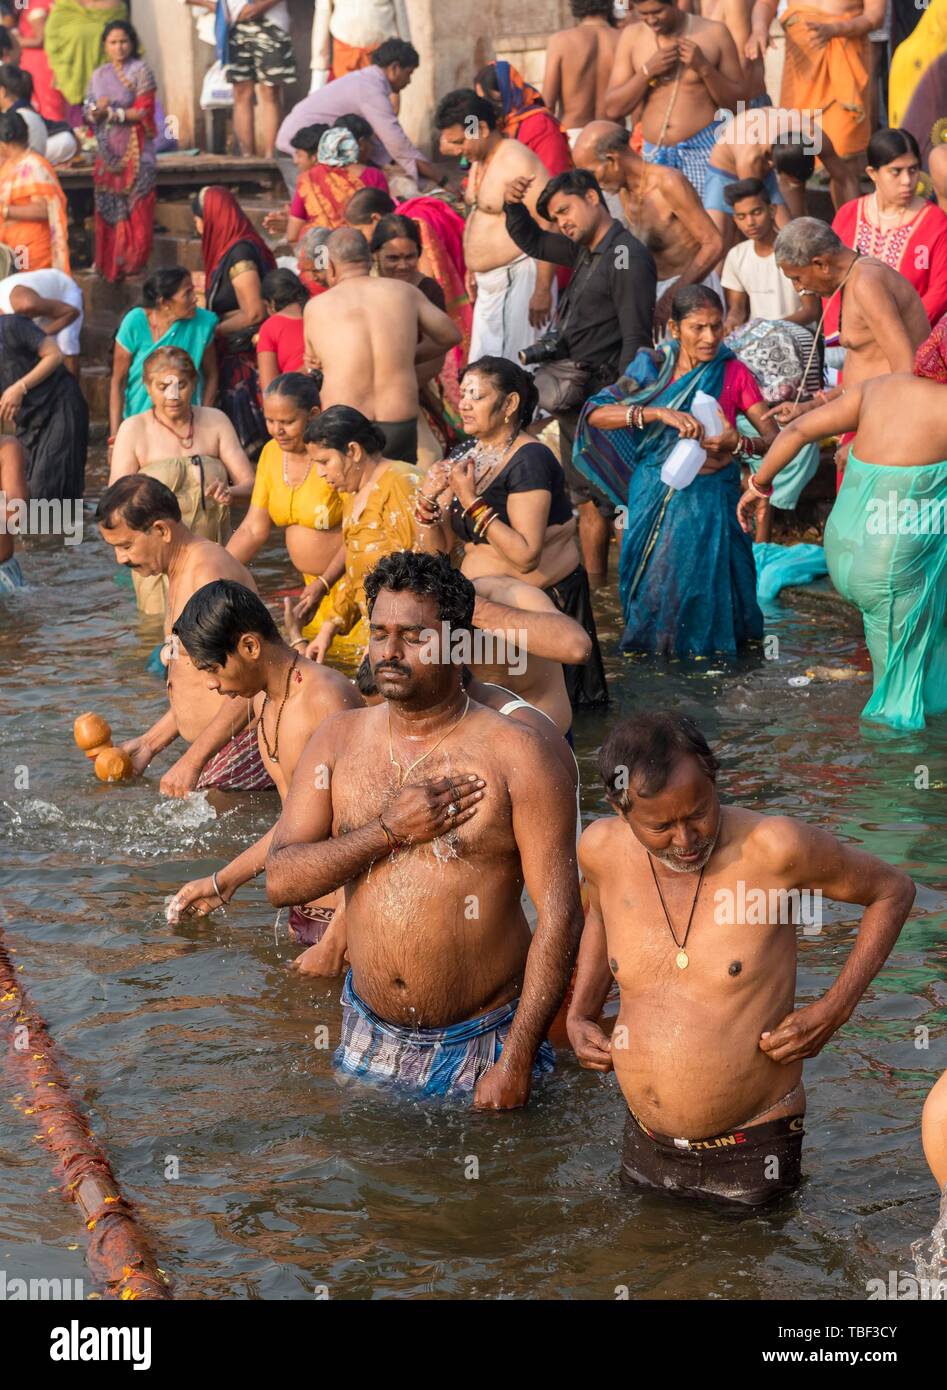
[434,88,557,367]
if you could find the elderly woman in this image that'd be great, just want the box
[84,19,157,282]
[228,372,342,633]
[302,405,420,664]
[574,285,777,660]
[416,355,607,710]
[194,184,275,456]
[110,344,254,614]
[0,109,69,272]
[297,223,332,297]
[110,266,218,441]
[0,310,87,500]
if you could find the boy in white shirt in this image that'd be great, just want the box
[720,178,819,333]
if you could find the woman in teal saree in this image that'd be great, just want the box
[572,286,777,659]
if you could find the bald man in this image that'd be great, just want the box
[303,227,461,462]
[575,121,723,330]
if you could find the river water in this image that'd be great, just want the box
[1,453,945,1300]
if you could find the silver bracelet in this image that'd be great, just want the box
[212,870,224,903]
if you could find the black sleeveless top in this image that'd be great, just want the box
[450,442,573,545]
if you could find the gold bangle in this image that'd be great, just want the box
[315,575,330,595]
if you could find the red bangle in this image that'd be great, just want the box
[748,474,773,498]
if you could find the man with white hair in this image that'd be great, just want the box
[765,217,928,470]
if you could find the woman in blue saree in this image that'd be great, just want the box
[572,285,776,659]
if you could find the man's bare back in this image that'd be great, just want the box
[544,17,621,130]
[166,538,257,743]
[581,805,803,1138]
[465,137,551,274]
[305,275,430,421]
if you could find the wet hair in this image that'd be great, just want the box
[771,139,815,183]
[262,267,309,311]
[724,176,769,209]
[0,28,12,58]
[669,284,723,321]
[599,713,719,808]
[0,64,32,102]
[867,126,921,169]
[264,371,321,412]
[0,110,28,146]
[369,213,421,255]
[345,186,396,225]
[304,404,386,455]
[333,112,373,144]
[326,226,372,267]
[142,267,192,307]
[290,122,330,154]
[571,0,616,16]
[96,475,182,532]
[537,168,606,220]
[774,216,842,266]
[356,653,379,697]
[460,356,539,430]
[590,123,631,160]
[434,88,497,134]
[172,580,279,669]
[142,345,198,385]
[102,19,141,58]
[372,38,419,70]
[365,551,475,634]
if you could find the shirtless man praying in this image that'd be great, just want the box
[266,550,583,1107]
[568,712,915,1206]
[96,475,273,796]
[167,580,361,969]
[573,120,723,330]
[604,0,744,198]
[434,89,557,364]
[543,1,622,145]
[303,227,461,465]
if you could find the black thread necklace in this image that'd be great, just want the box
[648,854,706,970]
[259,652,299,764]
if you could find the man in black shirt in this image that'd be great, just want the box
[503,168,656,585]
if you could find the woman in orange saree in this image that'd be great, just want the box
[286,125,390,239]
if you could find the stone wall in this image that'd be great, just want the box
[130,0,574,155]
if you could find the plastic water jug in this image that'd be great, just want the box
[659,391,728,490]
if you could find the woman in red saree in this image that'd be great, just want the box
[18,4,68,123]
[828,128,947,337]
[85,20,156,282]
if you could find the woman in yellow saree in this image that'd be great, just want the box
[299,405,420,665]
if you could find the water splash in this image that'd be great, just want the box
[911,1184,947,1284]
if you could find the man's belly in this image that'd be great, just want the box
[465,213,523,274]
[345,869,531,1027]
[642,87,719,145]
[611,992,803,1139]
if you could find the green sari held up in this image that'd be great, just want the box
[45,0,128,109]
[825,452,947,731]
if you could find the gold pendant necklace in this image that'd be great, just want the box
[648,854,706,969]
[387,695,471,787]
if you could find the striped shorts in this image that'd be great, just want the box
[334,971,555,1098]
[643,117,723,199]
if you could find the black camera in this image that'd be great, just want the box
[519,330,566,367]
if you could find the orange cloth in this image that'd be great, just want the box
[780,5,870,159]
[0,149,71,273]
[331,37,374,80]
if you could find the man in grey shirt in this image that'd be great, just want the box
[277,38,443,188]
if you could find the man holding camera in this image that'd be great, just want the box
[504,168,656,586]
